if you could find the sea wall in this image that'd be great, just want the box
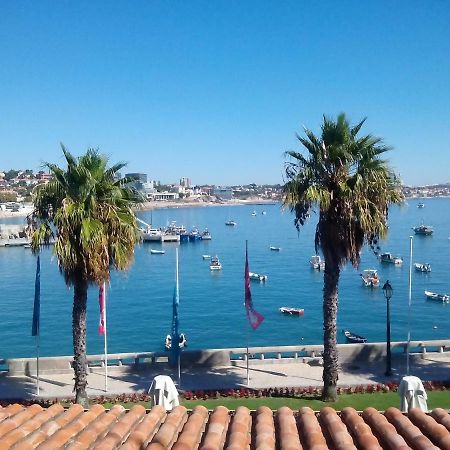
[3,339,450,376]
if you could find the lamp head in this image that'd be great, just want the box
[382,280,393,300]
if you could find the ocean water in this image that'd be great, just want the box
[0,198,449,360]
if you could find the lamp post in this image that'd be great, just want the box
[382,280,393,376]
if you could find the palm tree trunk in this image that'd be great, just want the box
[73,275,89,408]
[322,258,340,402]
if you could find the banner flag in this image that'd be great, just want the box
[32,255,41,337]
[245,246,264,330]
[98,283,106,336]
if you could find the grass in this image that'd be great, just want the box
[98,389,450,411]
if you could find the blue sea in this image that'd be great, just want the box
[1,199,449,360]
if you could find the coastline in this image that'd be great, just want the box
[0,198,278,219]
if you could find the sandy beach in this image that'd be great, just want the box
[0,198,278,220]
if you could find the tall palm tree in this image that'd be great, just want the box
[31,145,143,406]
[283,114,403,402]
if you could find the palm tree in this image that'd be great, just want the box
[31,145,143,406]
[283,114,403,402]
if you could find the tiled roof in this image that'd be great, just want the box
[0,403,449,449]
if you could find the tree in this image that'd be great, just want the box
[283,114,403,402]
[31,145,143,406]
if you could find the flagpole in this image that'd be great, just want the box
[176,248,181,386]
[407,236,413,376]
[32,255,41,396]
[104,282,108,392]
[245,240,250,386]
[36,334,40,395]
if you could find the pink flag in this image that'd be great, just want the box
[98,283,106,336]
[245,247,264,330]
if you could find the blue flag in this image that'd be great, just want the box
[32,255,40,336]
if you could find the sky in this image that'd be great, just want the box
[1,1,449,186]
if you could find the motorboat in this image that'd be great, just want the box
[200,229,212,240]
[279,307,304,316]
[249,271,268,282]
[310,255,325,270]
[379,252,403,265]
[188,227,201,242]
[261,211,267,215]
[424,290,450,303]
[417,203,425,208]
[360,269,380,287]
[413,225,433,236]
[269,246,281,251]
[343,330,367,344]
[225,220,236,226]
[202,254,211,260]
[251,211,257,216]
[150,249,165,254]
[414,263,431,273]
[210,255,222,270]
[165,333,187,350]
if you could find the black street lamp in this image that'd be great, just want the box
[382,280,393,376]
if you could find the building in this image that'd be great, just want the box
[180,177,191,188]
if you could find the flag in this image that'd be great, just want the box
[98,282,106,335]
[245,246,264,330]
[32,255,41,336]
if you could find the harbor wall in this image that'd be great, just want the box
[2,339,450,377]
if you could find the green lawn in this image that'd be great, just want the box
[100,390,450,411]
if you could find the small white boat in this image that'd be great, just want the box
[225,220,236,226]
[279,307,304,316]
[343,330,367,344]
[379,252,403,265]
[150,249,165,254]
[424,290,450,303]
[251,211,257,216]
[417,203,425,208]
[210,255,222,270]
[261,211,267,215]
[200,229,212,240]
[414,262,431,273]
[202,254,211,260]
[165,333,187,350]
[249,271,268,282]
[360,269,380,287]
[310,255,325,270]
[269,246,281,251]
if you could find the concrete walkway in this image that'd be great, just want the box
[1,353,449,400]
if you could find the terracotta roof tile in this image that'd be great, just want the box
[0,403,449,449]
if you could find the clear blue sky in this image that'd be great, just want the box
[1,1,449,185]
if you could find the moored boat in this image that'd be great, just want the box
[279,307,304,316]
[210,255,222,270]
[202,254,211,260]
[424,290,449,303]
[414,262,431,273]
[360,269,380,287]
[270,246,281,251]
[225,220,237,226]
[379,252,403,265]
[310,255,325,270]
[417,202,425,208]
[251,211,257,216]
[150,249,165,254]
[249,271,268,282]
[343,330,367,343]
[200,229,212,240]
[413,225,433,236]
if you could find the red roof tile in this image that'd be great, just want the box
[0,404,448,449]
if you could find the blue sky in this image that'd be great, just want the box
[1,1,449,185]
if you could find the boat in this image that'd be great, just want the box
[413,225,433,236]
[414,263,431,273]
[200,229,212,240]
[343,330,367,344]
[417,203,425,208]
[202,254,211,260]
[360,269,380,287]
[269,246,281,251]
[251,211,257,216]
[249,271,268,282]
[210,255,222,270]
[379,252,403,265]
[261,211,267,215]
[165,333,187,350]
[424,290,450,303]
[279,307,304,316]
[225,220,236,226]
[310,255,325,270]
[150,249,165,254]
[188,227,201,242]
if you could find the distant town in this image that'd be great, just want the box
[1,168,450,211]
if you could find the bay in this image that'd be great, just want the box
[0,198,449,360]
